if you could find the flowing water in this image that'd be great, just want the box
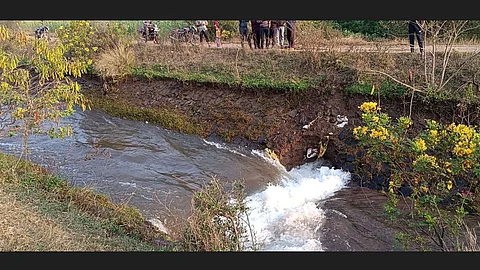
[0,108,351,251]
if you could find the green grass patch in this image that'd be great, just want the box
[131,65,319,94]
[88,94,210,137]
[346,79,409,98]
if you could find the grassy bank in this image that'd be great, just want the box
[0,152,176,251]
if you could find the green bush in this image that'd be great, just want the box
[353,101,480,251]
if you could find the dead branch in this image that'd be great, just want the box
[366,69,426,94]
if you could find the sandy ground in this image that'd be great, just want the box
[147,37,480,53]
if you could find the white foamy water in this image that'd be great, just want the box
[242,151,351,251]
[203,139,247,157]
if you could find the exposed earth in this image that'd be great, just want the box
[81,71,465,172]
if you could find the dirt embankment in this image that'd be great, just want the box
[82,73,354,171]
[80,69,462,175]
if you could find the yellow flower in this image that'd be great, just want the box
[413,154,438,168]
[370,127,389,140]
[412,138,427,152]
[358,102,378,114]
[388,180,395,193]
[397,116,412,129]
[447,180,453,190]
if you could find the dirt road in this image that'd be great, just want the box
[151,38,480,54]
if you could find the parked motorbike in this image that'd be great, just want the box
[138,24,159,43]
[35,25,49,39]
[169,25,199,44]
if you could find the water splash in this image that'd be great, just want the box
[242,153,351,251]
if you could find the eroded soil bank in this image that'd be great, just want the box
[79,73,474,251]
[81,72,463,173]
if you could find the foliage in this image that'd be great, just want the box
[0,25,90,155]
[90,21,136,51]
[346,80,409,98]
[332,20,401,40]
[179,177,256,251]
[55,21,99,67]
[353,101,480,251]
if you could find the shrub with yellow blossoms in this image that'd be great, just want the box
[351,101,480,251]
[55,21,99,68]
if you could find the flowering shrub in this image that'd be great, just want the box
[353,101,480,251]
[55,21,98,68]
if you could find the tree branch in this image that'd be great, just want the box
[366,69,426,94]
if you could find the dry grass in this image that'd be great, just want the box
[93,41,136,79]
[461,220,480,251]
[0,152,173,251]
[179,177,255,251]
[0,182,159,251]
[0,184,82,251]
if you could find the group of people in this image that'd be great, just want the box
[195,20,223,48]
[183,20,425,54]
[239,20,297,50]
[192,20,296,50]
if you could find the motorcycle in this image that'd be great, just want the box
[35,25,49,39]
[169,25,199,45]
[138,24,159,43]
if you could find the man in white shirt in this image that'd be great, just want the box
[196,20,210,45]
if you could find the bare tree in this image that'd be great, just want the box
[369,20,480,117]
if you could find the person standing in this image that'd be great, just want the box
[277,20,286,48]
[259,20,270,49]
[286,20,296,49]
[143,20,152,42]
[268,20,279,48]
[214,21,222,48]
[196,20,210,46]
[239,20,249,48]
[408,20,424,54]
[251,20,260,49]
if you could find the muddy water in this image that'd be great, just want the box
[0,107,398,251]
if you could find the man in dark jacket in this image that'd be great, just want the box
[408,20,424,54]
[250,20,261,49]
[239,20,249,48]
[286,20,296,49]
[258,20,270,49]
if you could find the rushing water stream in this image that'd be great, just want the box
[0,108,351,251]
